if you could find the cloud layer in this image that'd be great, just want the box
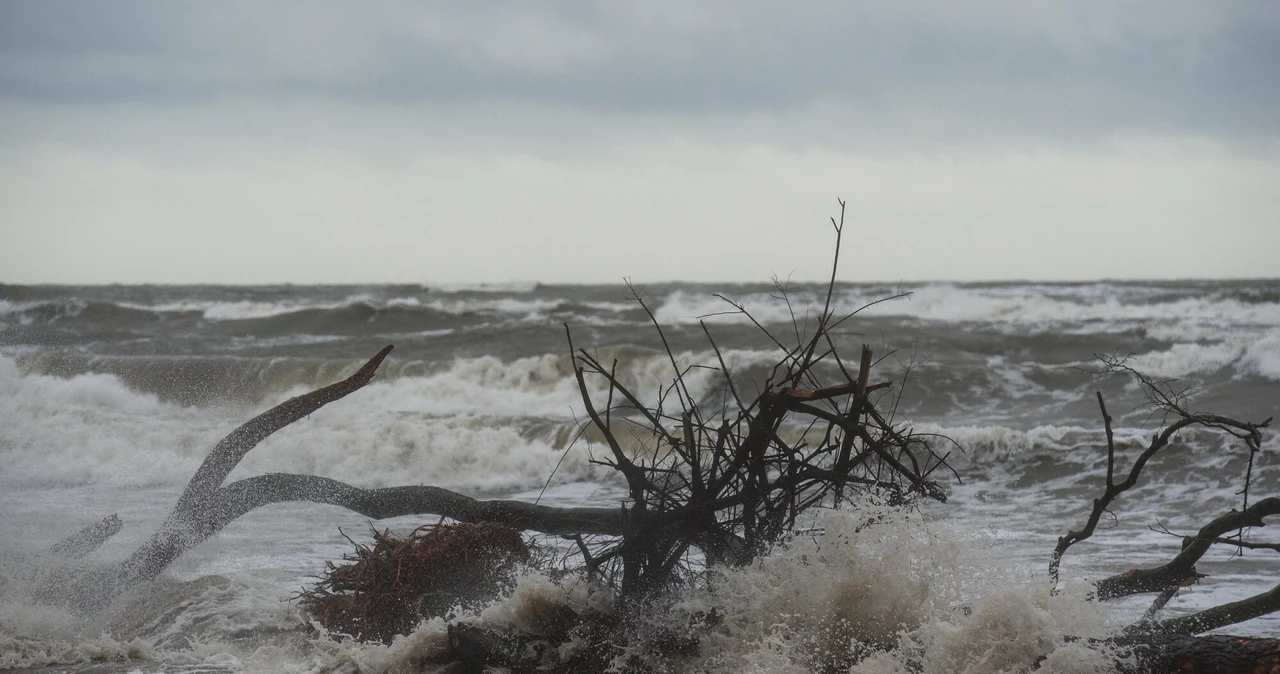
[1,2,1276,282]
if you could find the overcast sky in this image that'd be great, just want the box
[1,1,1277,284]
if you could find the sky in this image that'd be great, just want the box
[1,1,1277,284]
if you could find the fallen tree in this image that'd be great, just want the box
[36,204,950,616]
[37,344,631,613]
[1051,356,1278,673]
[28,202,1280,672]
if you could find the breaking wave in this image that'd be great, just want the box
[0,509,1120,673]
[653,283,1280,331]
[3,279,1278,672]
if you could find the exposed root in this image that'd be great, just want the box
[298,522,529,643]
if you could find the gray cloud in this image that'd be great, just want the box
[2,1,1277,284]
[2,1,1277,141]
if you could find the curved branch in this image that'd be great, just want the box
[211,474,626,537]
[173,345,393,514]
[67,348,397,611]
[1154,581,1280,635]
[79,474,626,613]
[1098,498,1280,600]
[47,514,123,559]
[1051,399,1204,586]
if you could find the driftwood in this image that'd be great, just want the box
[1096,498,1280,603]
[542,202,954,599]
[1042,356,1279,672]
[1115,633,1280,674]
[32,202,1280,671]
[47,514,122,559]
[48,201,949,612]
[1050,357,1274,629]
[44,344,626,612]
[47,329,936,612]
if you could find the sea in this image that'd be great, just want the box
[1,280,1278,673]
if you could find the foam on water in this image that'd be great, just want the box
[418,296,573,320]
[0,299,39,317]
[424,280,541,294]
[1130,327,1280,380]
[0,348,778,492]
[653,283,1280,330]
[3,293,615,330]
[885,284,1280,328]
[114,294,590,324]
[284,508,1117,674]
[674,509,1115,673]
[126,298,363,320]
[0,356,223,488]
[0,633,153,671]
[1243,328,1280,380]
[0,355,588,492]
[0,565,305,671]
[912,423,1095,463]
[0,507,1115,674]
[2,279,1277,672]
[0,428,1270,672]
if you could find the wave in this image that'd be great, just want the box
[11,341,786,404]
[0,508,1120,674]
[652,283,1280,331]
[147,295,580,323]
[0,355,587,492]
[424,280,541,293]
[0,298,166,329]
[0,348,777,492]
[4,350,1270,502]
[14,281,1279,333]
[663,508,1114,673]
[0,570,298,670]
[0,633,153,670]
[1128,328,1280,379]
[4,498,1274,672]
[1244,330,1280,379]
[0,295,642,339]
[6,281,1280,331]
[217,302,473,336]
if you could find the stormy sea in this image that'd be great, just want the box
[2,280,1278,673]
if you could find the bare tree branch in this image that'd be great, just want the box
[212,474,626,537]
[1154,580,1280,635]
[1050,378,1271,591]
[174,345,394,514]
[1098,498,1280,600]
[47,514,122,559]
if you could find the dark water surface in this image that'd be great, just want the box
[3,280,1278,672]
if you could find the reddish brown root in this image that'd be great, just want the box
[298,522,529,643]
